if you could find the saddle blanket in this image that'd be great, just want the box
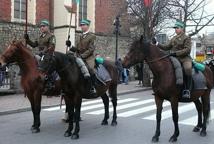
[96,64,112,83]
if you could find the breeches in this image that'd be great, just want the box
[181,60,192,76]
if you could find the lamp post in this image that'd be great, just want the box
[113,15,121,61]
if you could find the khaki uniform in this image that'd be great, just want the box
[76,32,96,73]
[158,32,192,76]
[26,32,56,55]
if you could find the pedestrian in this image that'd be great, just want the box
[115,58,123,84]
[123,68,129,85]
[0,65,6,86]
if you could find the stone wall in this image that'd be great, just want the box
[75,32,132,59]
[0,21,40,53]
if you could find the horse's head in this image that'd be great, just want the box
[0,40,24,66]
[123,36,147,68]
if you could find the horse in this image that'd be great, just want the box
[34,48,118,139]
[122,36,213,142]
[0,40,61,133]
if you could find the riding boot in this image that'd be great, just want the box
[182,75,192,98]
[87,74,97,98]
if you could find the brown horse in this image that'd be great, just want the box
[0,41,61,133]
[39,50,118,139]
[123,36,213,142]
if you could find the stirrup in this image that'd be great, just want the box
[182,90,191,98]
[89,87,97,98]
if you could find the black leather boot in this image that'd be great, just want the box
[182,75,192,98]
[88,74,97,98]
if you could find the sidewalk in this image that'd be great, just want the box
[0,81,151,115]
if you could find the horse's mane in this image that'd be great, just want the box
[14,40,35,58]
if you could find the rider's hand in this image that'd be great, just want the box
[24,33,29,40]
[66,40,71,47]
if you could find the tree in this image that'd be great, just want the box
[127,0,169,39]
[167,0,214,36]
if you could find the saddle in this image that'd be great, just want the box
[170,57,207,90]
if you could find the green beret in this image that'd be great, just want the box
[40,19,49,26]
[173,20,185,29]
[80,19,91,26]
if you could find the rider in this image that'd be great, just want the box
[66,19,96,97]
[24,19,56,90]
[156,20,192,98]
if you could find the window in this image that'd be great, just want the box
[79,0,87,22]
[14,0,26,20]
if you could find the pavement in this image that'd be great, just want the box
[0,81,151,115]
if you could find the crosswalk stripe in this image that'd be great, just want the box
[43,98,138,112]
[87,99,154,115]
[43,105,66,111]
[143,103,195,120]
[117,101,170,117]
[179,109,214,126]
[81,98,138,111]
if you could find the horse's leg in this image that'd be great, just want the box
[169,97,179,142]
[200,90,211,137]
[72,98,82,139]
[152,96,163,142]
[193,99,203,132]
[64,96,74,137]
[27,94,36,130]
[31,91,42,133]
[110,86,117,126]
[101,93,109,125]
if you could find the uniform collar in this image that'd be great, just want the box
[83,30,90,35]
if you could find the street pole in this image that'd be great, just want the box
[114,15,120,61]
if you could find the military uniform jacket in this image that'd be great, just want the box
[158,32,191,62]
[26,32,56,54]
[76,32,96,68]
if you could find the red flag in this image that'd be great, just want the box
[144,0,152,7]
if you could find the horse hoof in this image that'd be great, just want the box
[193,126,201,132]
[200,131,207,137]
[64,131,71,137]
[101,120,108,125]
[169,136,177,143]
[71,134,79,139]
[151,136,159,143]
[111,121,117,126]
[31,128,40,133]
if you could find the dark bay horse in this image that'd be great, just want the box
[38,50,118,139]
[0,41,61,133]
[123,36,213,142]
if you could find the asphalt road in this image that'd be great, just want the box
[0,90,214,144]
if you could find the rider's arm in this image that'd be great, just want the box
[26,38,39,48]
[80,35,96,59]
[174,37,191,57]
[158,39,173,51]
[47,35,56,53]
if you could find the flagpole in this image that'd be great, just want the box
[25,0,28,46]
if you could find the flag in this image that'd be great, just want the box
[144,0,152,7]
[64,0,80,13]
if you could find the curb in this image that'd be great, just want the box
[0,87,152,116]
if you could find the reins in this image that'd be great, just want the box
[147,54,170,63]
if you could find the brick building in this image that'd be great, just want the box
[0,0,130,53]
